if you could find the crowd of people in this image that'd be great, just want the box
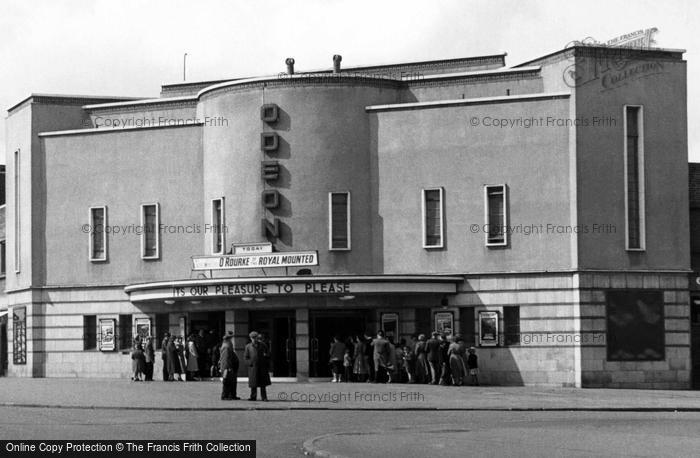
[329,330,479,386]
[129,329,272,402]
[130,328,478,391]
[130,329,222,382]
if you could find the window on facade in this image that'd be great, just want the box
[422,188,443,248]
[14,150,20,272]
[459,307,476,346]
[211,198,224,254]
[0,240,6,276]
[141,203,159,259]
[89,206,107,261]
[83,315,97,350]
[118,314,133,351]
[485,185,507,246]
[503,306,520,346]
[329,192,351,250]
[625,106,645,250]
[606,290,663,361]
[12,307,26,364]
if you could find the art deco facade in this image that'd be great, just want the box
[2,44,692,388]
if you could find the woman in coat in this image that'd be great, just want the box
[414,334,429,384]
[166,336,181,381]
[352,335,369,382]
[176,337,187,381]
[131,343,146,381]
[448,335,466,386]
[243,331,271,401]
[186,335,199,381]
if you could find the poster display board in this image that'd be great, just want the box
[99,319,116,351]
[478,311,499,346]
[434,312,454,336]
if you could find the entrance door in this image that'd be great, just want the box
[249,311,296,377]
[309,310,367,378]
[692,298,700,389]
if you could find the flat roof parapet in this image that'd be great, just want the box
[8,94,145,114]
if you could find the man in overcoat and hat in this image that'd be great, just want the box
[219,331,240,400]
[244,331,271,401]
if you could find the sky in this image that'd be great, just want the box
[1,0,698,163]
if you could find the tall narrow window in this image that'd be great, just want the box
[211,198,225,254]
[83,315,97,350]
[329,192,351,250]
[459,307,476,346]
[422,188,444,248]
[89,206,107,261]
[0,240,6,276]
[141,203,160,259]
[625,105,645,250]
[118,314,133,351]
[14,150,20,272]
[484,185,507,246]
[503,306,520,346]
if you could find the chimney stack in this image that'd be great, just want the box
[285,58,295,75]
[332,54,342,74]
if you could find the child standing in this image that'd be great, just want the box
[343,348,352,383]
[467,347,479,386]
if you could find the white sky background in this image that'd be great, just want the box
[1,0,698,163]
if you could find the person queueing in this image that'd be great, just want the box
[186,334,199,381]
[219,331,240,400]
[176,336,187,381]
[467,347,479,386]
[161,332,171,381]
[329,335,346,383]
[244,331,271,401]
[426,332,442,385]
[144,337,155,381]
[343,348,353,383]
[414,334,429,384]
[166,335,181,381]
[352,335,369,383]
[448,335,466,386]
[439,334,451,386]
[372,330,391,383]
[131,342,146,381]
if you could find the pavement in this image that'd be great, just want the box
[2,378,700,457]
[1,377,699,411]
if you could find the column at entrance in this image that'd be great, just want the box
[231,309,249,378]
[296,309,309,381]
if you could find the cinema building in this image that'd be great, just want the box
[2,44,693,388]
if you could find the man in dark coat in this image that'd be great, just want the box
[372,330,391,383]
[244,331,271,401]
[161,332,170,381]
[166,336,181,381]
[426,331,441,385]
[363,331,375,382]
[219,331,240,400]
